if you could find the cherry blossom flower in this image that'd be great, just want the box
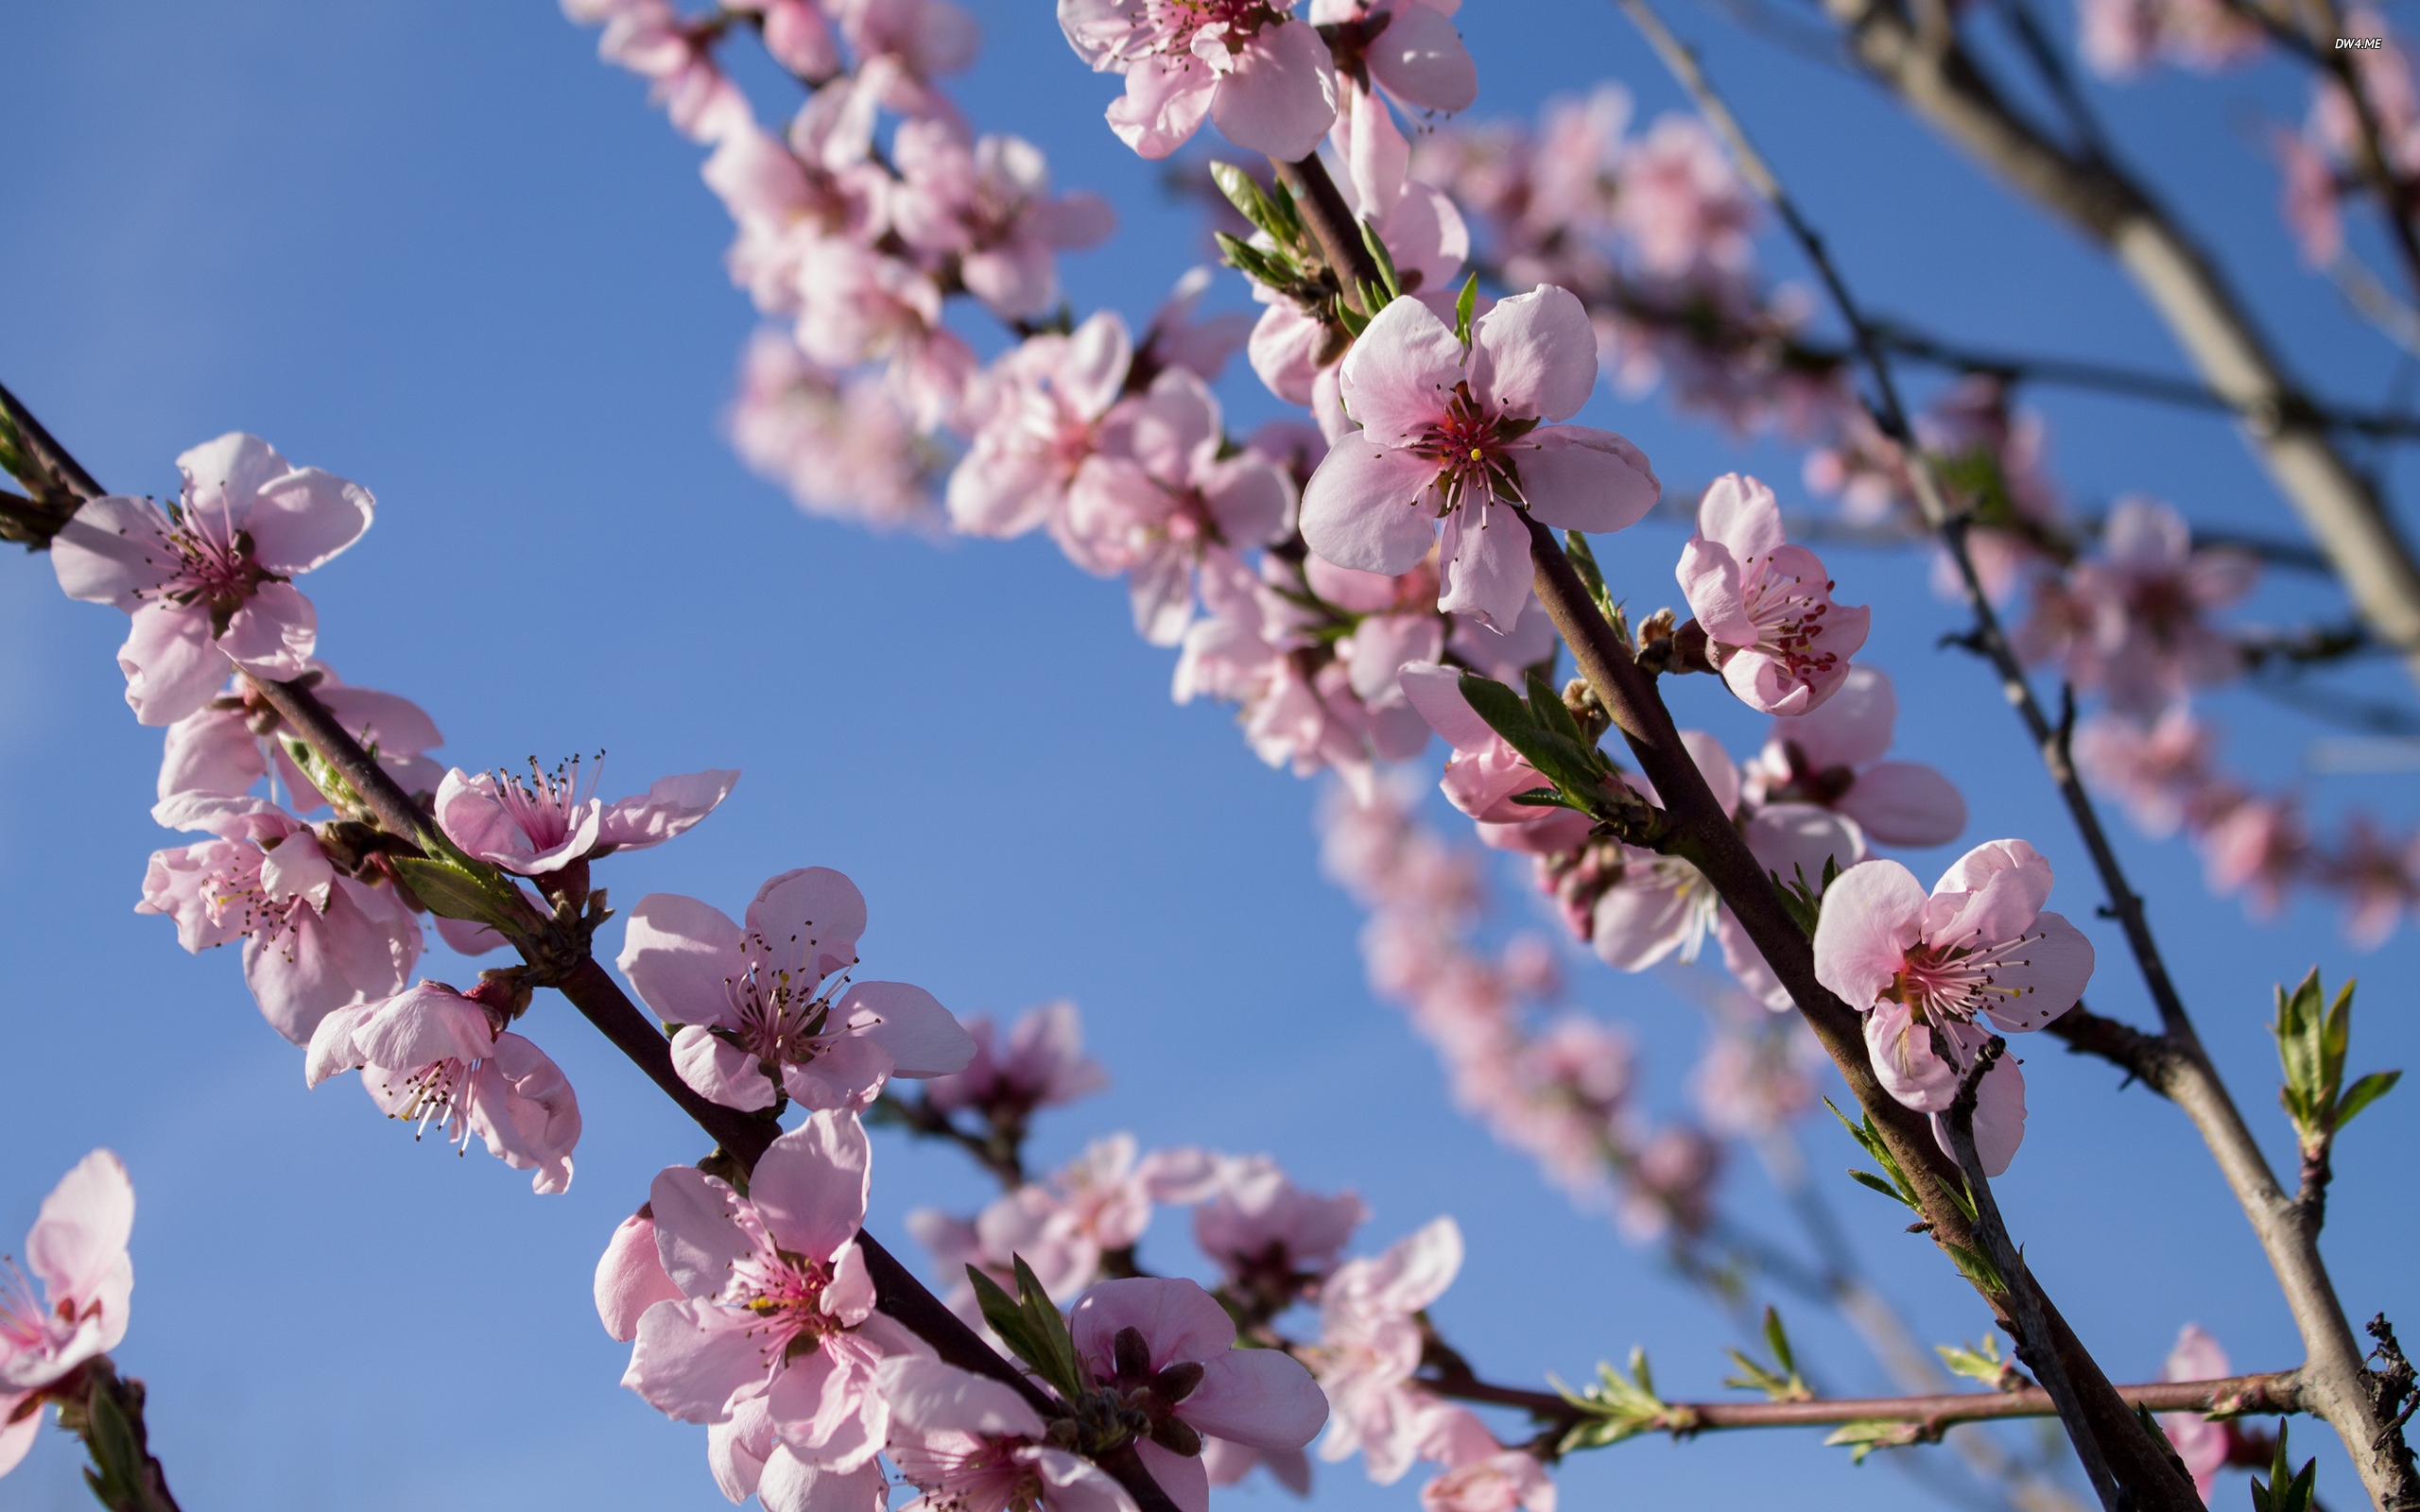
[619,867,975,1112]
[1069,1278,1331,1512]
[1202,1435,1314,1496]
[1063,368,1295,643]
[1613,114,1756,279]
[1415,1407,1555,1512]
[434,760,738,876]
[1739,666,1965,847]
[727,329,941,531]
[1059,0,1340,163]
[1811,839,2096,1175]
[1396,662,1597,855]
[2199,795,2306,919]
[1137,266,1257,386]
[909,1135,1205,1307]
[833,0,981,91]
[622,1113,912,1477]
[157,664,443,811]
[2327,816,2420,948]
[1300,287,1661,633]
[880,1355,1141,1512]
[1676,473,1870,716]
[50,433,374,726]
[0,1151,134,1478]
[924,1000,1111,1121]
[1193,1156,1368,1309]
[571,0,755,141]
[950,313,1132,538]
[795,239,977,430]
[891,121,1117,320]
[2071,706,2216,839]
[2014,497,2256,716]
[141,793,421,1044]
[1247,177,1469,410]
[305,981,582,1194]
[1309,1217,1461,1485]
[596,1204,684,1342]
[1616,1125,1720,1243]
[2158,1324,2231,1500]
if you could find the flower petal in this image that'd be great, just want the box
[1300,443,1442,576]
[1470,286,1598,422]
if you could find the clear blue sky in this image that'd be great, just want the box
[3,3,2414,1509]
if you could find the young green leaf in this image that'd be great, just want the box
[1824,1418,1929,1463]
[1357,217,1404,302]
[1453,272,1478,343]
[2336,1069,2402,1130]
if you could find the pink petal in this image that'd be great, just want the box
[1864,999,1959,1112]
[118,605,233,727]
[1434,504,1532,634]
[596,768,742,850]
[354,984,494,1071]
[1138,1439,1213,1512]
[648,1165,754,1299]
[1063,311,1136,421]
[874,1356,1046,1439]
[1338,295,1463,444]
[1743,802,1865,885]
[619,893,749,1029]
[1676,536,1754,646]
[1979,910,2094,1033]
[1071,1278,1237,1372]
[242,467,374,575]
[1838,762,1967,848]
[1515,426,1660,533]
[1036,1447,1146,1512]
[1590,871,1695,971]
[27,1151,133,1325]
[625,1299,766,1421]
[1769,664,1894,770]
[1367,1,1477,110]
[1470,286,1598,422]
[1201,452,1294,552]
[0,1400,35,1478]
[1677,730,1740,814]
[758,1451,886,1512]
[1207,20,1338,161]
[1183,1349,1331,1450]
[747,868,870,979]
[215,582,317,679]
[49,495,175,609]
[1300,444,1442,576]
[1694,473,1785,560]
[752,1111,873,1261]
[304,1003,376,1087]
[596,1210,683,1342]
[1808,859,1926,1010]
[1929,1053,2026,1177]
[1346,612,1443,706]
[473,1033,581,1194]
[672,1024,778,1111]
[783,1034,897,1111]
[1105,55,1216,159]
[241,877,418,1045]
[177,433,288,515]
[837,981,975,1078]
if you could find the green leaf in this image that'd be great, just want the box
[1335,295,1370,339]
[969,1265,1047,1370]
[1010,1254,1085,1400]
[1824,1418,1928,1463]
[1824,1099,1930,1215]
[1847,1169,1914,1208]
[1762,1306,1796,1379]
[1453,272,1478,342]
[1525,667,1583,743]
[2336,1069,2401,1129]
[1210,162,1283,239]
[1935,1335,2008,1386]
[1941,1242,2008,1297]
[1721,1308,1809,1401]
[2251,1418,2318,1512]
[1357,218,1403,302]
[1455,671,1613,813]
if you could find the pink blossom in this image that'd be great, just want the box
[158,665,443,811]
[1616,1124,1720,1242]
[1676,473,1870,715]
[911,1136,1203,1307]
[892,122,1116,320]
[833,0,981,86]
[1415,1407,1555,1512]
[1301,287,1661,633]
[924,1000,1110,1120]
[619,868,975,1112]
[1063,368,1295,644]
[1059,0,1339,162]
[1310,1217,1461,1485]
[1739,666,1966,847]
[1614,114,1756,278]
[950,314,1133,538]
[434,759,738,876]
[2328,817,2420,948]
[2199,795,2305,919]
[141,793,421,1044]
[0,1152,134,1478]
[1691,1020,1823,1139]
[795,238,977,430]
[2158,1324,2231,1500]
[1202,1435,1314,1496]
[570,0,753,141]
[596,1204,683,1342]
[1315,1,1478,219]
[2014,497,2256,716]
[1070,1278,1330,1512]
[727,329,941,530]
[1811,839,2096,1175]
[701,117,889,318]
[306,981,582,1193]
[880,1356,1140,1512]
[1193,1157,1368,1305]
[50,434,375,726]
[2071,707,2215,838]
[704,1388,889,1512]
[1138,266,1257,385]
[1248,176,1468,406]
[726,0,841,78]
[622,1113,908,1469]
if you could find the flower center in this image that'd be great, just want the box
[129,500,287,636]
[733,1247,841,1364]
[725,936,850,1069]
[1409,383,1531,519]
[1884,932,2040,1024]
[493,753,601,850]
[1737,557,1841,680]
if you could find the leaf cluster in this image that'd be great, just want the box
[1774,856,1843,939]
[1551,1347,1697,1452]
[1210,163,1325,307]
[2251,1419,2319,1512]
[1457,668,1636,830]
[2272,970,2399,1156]
[1824,1417,1938,1463]
[1722,1306,1813,1402]
[969,1256,1085,1404]
[1935,1333,2023,1391]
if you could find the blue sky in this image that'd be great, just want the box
[3,2,2415,1509]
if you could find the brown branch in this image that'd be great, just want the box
[1274,152,1385,311]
